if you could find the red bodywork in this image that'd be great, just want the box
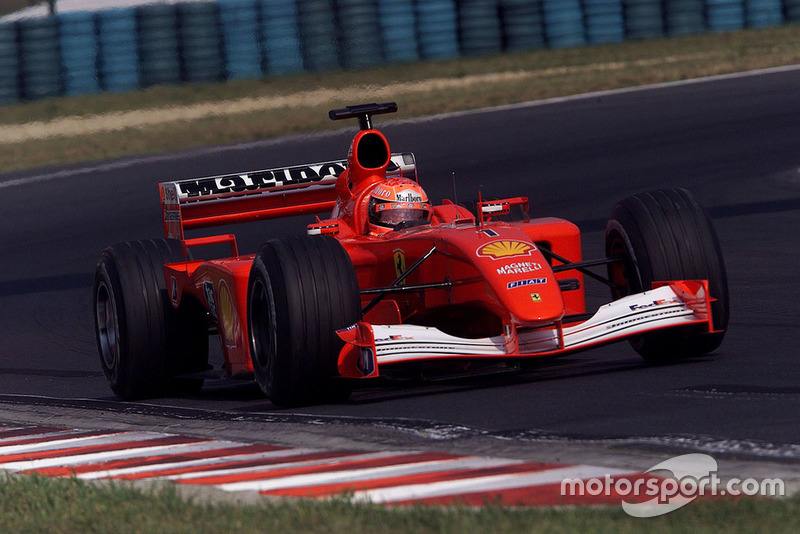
[159,125,712,380]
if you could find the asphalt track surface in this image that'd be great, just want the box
[1,68,799,460]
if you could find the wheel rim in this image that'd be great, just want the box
[95,281,119,370]
[249,276,277,372]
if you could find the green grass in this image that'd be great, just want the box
[0,474,797,533]
[2,25,800,172]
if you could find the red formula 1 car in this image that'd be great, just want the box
[93,102,729,406]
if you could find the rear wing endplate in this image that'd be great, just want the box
[160,153,416,240]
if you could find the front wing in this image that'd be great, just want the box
[337,280,716,378]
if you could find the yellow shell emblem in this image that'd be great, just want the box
[477,240,533,259]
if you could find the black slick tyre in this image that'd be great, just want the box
[605,189,729,363]
[247,235,361,407]
[93,238,208,400]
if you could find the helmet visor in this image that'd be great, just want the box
[372,201,429,228]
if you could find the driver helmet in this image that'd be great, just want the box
[367,177,431,235]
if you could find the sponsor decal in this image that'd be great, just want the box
[496,261,543,275]
[375,201,427,212]
[170,276,178,305]
[375,334,413,342]
[530,293,542,303]
[393,249,406,285]
[218,281,237,348]
[606,307,685,330]
[396,191,424,202]
[629,298,680,311]
[172,154,413,200]
[162,183,183,239]
[477,240,535,260]
[307,222,340,236]
[372,187,423,203]
[162,183,179,205]
[358,347,376,377]
[203,281,217,320]
[371,186,392,198]
[507,277,547,289]
[177,161,347,198]
[163,209,181,222]
[480,202,507,214]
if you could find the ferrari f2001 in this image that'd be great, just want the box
[94,103,728,406]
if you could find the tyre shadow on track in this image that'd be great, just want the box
[339,355,714,406]
[190,353,714,410]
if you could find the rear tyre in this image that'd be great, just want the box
[93,239,209,399]
[605,189,729,363]
[247,235,361,407]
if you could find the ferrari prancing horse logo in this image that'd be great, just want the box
[393,249,406,286]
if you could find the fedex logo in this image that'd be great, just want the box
[629,298,680,311]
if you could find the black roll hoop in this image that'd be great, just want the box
[329,102,398,130]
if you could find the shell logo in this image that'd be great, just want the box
[477,240,534,260]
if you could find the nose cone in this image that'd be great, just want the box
[476,240,565,324]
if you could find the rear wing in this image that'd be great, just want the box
[160,153,416,240]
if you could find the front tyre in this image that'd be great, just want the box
[94,239,208,400]
[247,235,361,407]
[605,189,729,363]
